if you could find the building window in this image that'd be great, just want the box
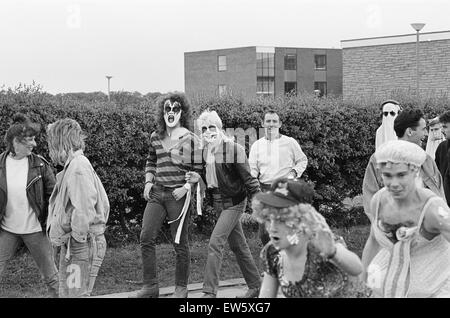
[314,81,327,97]
[284,54,297,70]
[218,55,227,71]
[284,82,297,95]
[314,54,326,70]
[257,52,275,97]
[218,84,227,97]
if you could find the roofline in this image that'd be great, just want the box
[185,46,341,54]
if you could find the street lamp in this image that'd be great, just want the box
[410,23,425,97]
[106,75,113,101]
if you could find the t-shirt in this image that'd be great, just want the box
[1,155,42,234]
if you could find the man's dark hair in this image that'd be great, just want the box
[393,109,424,138]
[439,111,450,125]
[262,108,279,121]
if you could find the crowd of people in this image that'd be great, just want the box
[1,92,450,298]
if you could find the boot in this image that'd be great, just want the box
[236,287,260,298]
[171,286,188,298]
[129,285,159,298]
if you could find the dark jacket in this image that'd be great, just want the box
[0,151,56,231]
[204,140,261,205]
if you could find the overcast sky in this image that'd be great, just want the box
[0,0,448,95]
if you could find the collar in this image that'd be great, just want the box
[265,134,283,141]
[63,149,84,169]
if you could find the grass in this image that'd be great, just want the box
[0,225,370,298]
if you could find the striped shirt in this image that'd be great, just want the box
[145,131,203,188]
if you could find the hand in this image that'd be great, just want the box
[301,205,336,258]
[143,182,153,201]
[287,170,297,180]
[185,171,200,184]
[172,186,188,201]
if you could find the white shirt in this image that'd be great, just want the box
[1,155,42,234]
[248,135,308,184]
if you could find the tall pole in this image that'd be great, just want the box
[410,23,425,98]
[106,76,112,101]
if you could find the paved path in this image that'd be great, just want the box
[92,278,252,298]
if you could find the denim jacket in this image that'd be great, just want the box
[0,151,56,231]
[46,150,109,245]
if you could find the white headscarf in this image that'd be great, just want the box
[375,101,401,150]
[425,117,444,160]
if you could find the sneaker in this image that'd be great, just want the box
[172,286,188,298]
[236,288,260,298]
[129,286,159,298]
[201,292,216,298]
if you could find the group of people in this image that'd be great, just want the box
[0,115,109,297]
[2,93,450,298]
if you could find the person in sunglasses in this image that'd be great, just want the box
[192,109,262,298]
[133,93,204,298]
[375,100,401,151]
[363,109,444,220]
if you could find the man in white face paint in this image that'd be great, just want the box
[375,100,401,150]
[133,93,204,298]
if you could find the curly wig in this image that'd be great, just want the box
[155,92,193,136]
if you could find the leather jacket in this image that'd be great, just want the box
[0,151,56,231]
[204,140,261,204]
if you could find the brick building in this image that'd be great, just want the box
[341,30,450,100]
[184,46,342,101]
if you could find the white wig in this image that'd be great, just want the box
[375,140,426,168]
[197,110,223,130]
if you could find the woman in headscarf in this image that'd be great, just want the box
[362,139,450,297]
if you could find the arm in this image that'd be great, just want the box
[361,227,380,282]
[362,155,382,218]
[234,143,261,197]
[144,133,157,200]
[67,166,97,243]
[290,138,308,178]
[258,273,279,298]
[329,243,363,277]
[248,143,259,179]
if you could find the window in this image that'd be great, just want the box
[218,55,227,71]
[284,54,297,70]
[218,85,227,97]
[314,54,326,70]
[256,52,275,97]
[314,82,327,97]
[284,82,297,95]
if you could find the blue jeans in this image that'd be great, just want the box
[140,184,190,288]
[0,229,58,296]
[58,233,106,297]
[203,194,260,295]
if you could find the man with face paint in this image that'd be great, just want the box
[426,117,444,160]
[435,111,450,206]
[249,109,308,246]
[132,93,204,298]
[190,109,262,298]
[363,108,445,219]
[375,100,401,150]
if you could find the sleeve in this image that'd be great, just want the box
[67,167,97,243]
[41,159,56,208]
[248,142,259,179]
[362,155,382,218]
[290,138,308,178]
[144,133,157,178]
[435,142,443,173]
[234,143,261,197]
[260,243,278,277]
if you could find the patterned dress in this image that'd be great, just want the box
[261,242,369,298]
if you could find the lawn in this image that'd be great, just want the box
[0,225,370,298]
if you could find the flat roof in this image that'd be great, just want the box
[341,30,450,48]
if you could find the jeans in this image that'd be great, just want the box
[258,183,272,246]
[140,184,190,289]
[58,233,106,297]
[0,229,58,295]
[203,194,260,295]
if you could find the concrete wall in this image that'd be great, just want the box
[184,47,257,101]
[343,39,450,99]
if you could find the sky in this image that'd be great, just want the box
[0,0,448,95]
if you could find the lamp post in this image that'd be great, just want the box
[410,23,425,97]
[106,75,113,101]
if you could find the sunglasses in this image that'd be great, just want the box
[383,111,397,117]
[164,100,181,113]
[201,125,218,133]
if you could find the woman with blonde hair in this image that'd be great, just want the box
[362,139,450,297]
[46,118,109,297]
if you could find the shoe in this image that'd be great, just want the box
[172,286,188,298]
[236,287,260,298]
[129,286,159,298]
[201,292,216,298]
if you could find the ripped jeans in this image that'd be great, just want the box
[58,233,106,297]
